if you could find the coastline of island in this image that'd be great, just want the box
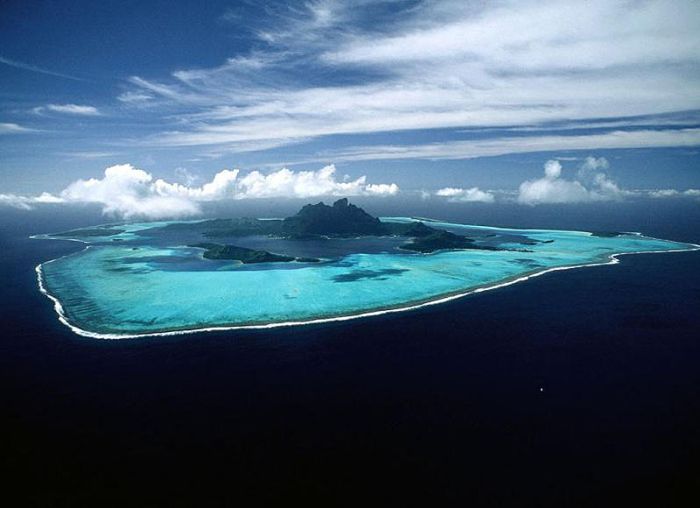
[34,230,700,339]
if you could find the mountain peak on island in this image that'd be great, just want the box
[282,198,385,237]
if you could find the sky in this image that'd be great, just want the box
[1,0,699,218]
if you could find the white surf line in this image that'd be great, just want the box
[36,262,83,339]
[29,234,89,245]
[34,240,700,341]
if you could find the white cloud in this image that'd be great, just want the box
[152,168,240,202]
[0,199,34,211]
[60,164,199,219]
[517,157,624,205]
[365,183,399,196]
[0,122,34,134]
[0,192,64,210]
[325,1,700,70]
[117,91,154,104]
[0,163,399,219]
[435,187,495,203]
[649,189,680,198]
[63,151,118,159]
[114,0,700,153]
[232,165,396,199]
[579,156,608,170]
[321,128,700,163]
[648,188,700,198]
[35,104,101,116]
[544,160,562,179]
[518,176,590,205]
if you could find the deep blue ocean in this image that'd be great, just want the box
[1,199,699,506]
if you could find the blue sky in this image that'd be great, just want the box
[1,0,699,217]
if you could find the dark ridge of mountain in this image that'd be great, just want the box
[281,198,386,237]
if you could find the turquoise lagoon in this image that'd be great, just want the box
[36,218,698,338]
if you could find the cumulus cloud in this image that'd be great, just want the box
[0,163,399,219]
[435,187,495,203]
[60,164,200,219]
[232,165,394,199]
[518,156,624,205]
[34,104,101,116]
[543,160,562,179]
[365,183,399,196]
[578,156,609,173]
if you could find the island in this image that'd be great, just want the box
[34,199,698,338]
[189,243,320,264]
[400,230,499,253]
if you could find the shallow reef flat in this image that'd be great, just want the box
[36,217,697,338]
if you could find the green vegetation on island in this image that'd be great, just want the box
[400,229,500,253]
[156,218,283,237]
[190,242,320,264]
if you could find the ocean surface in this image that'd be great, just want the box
[1,199,699,506]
